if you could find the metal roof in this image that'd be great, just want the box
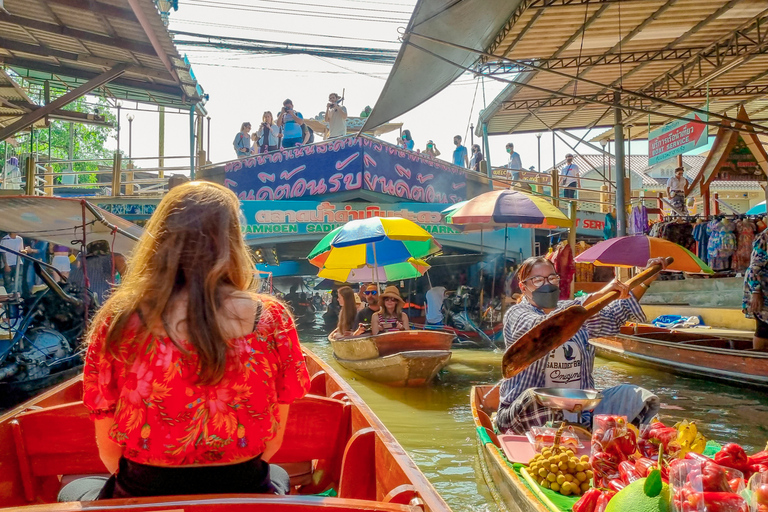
[478,0,768,139]
[0,0,205,112]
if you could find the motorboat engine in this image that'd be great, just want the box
[0,328,71,382]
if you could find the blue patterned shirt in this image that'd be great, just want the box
[743,228,768,322]
[499,293,646,407]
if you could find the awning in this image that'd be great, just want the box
[0,196,142,254]
[361,0,522,133]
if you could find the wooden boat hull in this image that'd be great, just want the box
[0,347,452,511]
[471,386,549,512]
[335,350,452,387]
[329,330,455,361]
[591,325,768,390]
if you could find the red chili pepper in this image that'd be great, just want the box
[715,443,751,473]
[750,450,768,466]
[619,461,641,484]
[572,488,602,512]
[594,491,617,512]
[607,479,626,492]
[635,457,656,478]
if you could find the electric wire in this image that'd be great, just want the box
[182,0,411,15]
[179,0,408,23]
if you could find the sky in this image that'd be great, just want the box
[111,0,659,174]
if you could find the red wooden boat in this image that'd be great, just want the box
[591,324,768,390]
[0,347,451,512]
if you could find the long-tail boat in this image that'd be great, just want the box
[329,330,453,387]
[590,324,768,390]
[0,347,452,512]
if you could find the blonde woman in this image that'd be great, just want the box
[256,112,279,153]
[371,286,410,335]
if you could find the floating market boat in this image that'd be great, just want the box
[0,347,451,512]
[470,385,554,512]
[590,324,768,390]
[329,330,453,387]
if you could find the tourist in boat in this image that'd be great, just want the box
[60,181,309,500]
[743,226,768,350]
[495,256,667,435]
[354,284,381,334]
[331,286,363,339]
[372,286,410,335]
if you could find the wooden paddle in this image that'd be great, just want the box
[501,256,673,379]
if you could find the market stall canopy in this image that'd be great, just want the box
[474,0,768,138]
[0,196,142,255]
[360,0,518,133]
[0,0,206,140]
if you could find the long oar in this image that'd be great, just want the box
[501,257,672,379]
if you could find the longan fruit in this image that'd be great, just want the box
[550,464,559,473]
[550,482,560,492]
[547,473,557,483]
[576,472,587,482]
[581,482,591,493]
[538,468,547,478]
[556,474,566,485]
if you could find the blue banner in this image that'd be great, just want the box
[216,135,467,204]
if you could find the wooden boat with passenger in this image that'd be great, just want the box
[590,324,768,390]
[0,347,451,512]
[329,330,453,387]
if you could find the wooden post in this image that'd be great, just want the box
[24,156,36,196]
[713,192,720,215]
[601,184,609,213]
[112,152,122,197]
[568,200,577,299]
[125,161,134,196]
[44,165,53,196]
[158,106,165,179]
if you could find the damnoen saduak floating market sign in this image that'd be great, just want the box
[648,113,708,166]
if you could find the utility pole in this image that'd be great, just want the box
[159,106,165,178]
[614,92,626,237]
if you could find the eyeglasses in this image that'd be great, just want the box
[384,297,398,302]
[364,290,378,295]
[522,274,561,288]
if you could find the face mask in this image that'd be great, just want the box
[531,283,560,309]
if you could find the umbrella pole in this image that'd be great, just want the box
[372,242,380,290]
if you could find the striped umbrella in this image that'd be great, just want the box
[317,258,430,283]
[574,235,713,274]
[442,189,572,229]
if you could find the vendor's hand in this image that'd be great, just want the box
[749,292,763,314]
[600,279,630,300]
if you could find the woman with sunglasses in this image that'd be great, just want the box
[372,286,410,335]
[496,256,668,435]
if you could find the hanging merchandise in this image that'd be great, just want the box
[707,217,737,271]
[574,241,595,283]
[733,217,757,272]
[545,242,575,299]
[628,205,649,235]
[691,219,709,264]
[604,211,617,240]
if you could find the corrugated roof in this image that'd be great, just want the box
[478,0,768,138]
[0,0,204,112]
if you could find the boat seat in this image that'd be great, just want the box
[12,395,350,502]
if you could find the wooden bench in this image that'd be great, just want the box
[11,395,351,502]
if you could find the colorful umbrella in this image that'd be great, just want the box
[443,189,572,229]
[317,258,430,283]
[574,235,713,274]
[308,217,441,270]
[747,201,765,215]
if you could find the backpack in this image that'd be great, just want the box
[302,123,314,144]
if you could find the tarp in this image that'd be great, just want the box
[361,0,522,132]
[0,196,142,255]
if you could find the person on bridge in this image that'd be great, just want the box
[559,154,580,199]
[325,92,348,139]
[276,99,304,149]
[423,140,441,159]
[372,286,410,335]
[233,122,252,159]
[495,256,665,434]
[452,135,469,168]
[65,181,309,500]
[666,166,690,216]
[256,112,279,153]
[470,144,485,174]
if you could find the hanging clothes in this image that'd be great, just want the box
[546,242,575,299]
[604,212,616,240]
[707,218,737,271]
[733,218,757,273]
[692,220,709,264]
[628,205,649,235]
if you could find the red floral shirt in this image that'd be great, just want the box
[83,298,309,466]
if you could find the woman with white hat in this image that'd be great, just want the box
[372,286,410,335]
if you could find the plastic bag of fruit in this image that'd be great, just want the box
[590,415,637,489]
[669,457,747,512]
[751,471,768,512]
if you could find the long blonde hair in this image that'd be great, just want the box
[90,181,258,385]
[336,286,357,333]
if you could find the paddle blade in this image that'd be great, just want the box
[501,305,589,379]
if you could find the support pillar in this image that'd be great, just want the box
[482,122,491,178]
[551,131,559,206]
[158,106,165,179]
[189,106,196,180]
[112,152,122,197]
[614,93,626,237]
[703,188,711,217]
[568,200,577,299]
[44,165,53,196]
[24,156,36,196]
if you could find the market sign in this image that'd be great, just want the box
[649,113,708,166]
[714,135,765,181]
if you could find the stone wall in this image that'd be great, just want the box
[639,277,743,308]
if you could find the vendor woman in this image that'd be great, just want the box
[496,256,667,434]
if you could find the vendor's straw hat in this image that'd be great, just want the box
[380,286,404,304]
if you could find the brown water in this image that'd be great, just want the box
[299,324,768,512]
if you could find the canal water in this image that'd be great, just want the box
[299,324,768,512]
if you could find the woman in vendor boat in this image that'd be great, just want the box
[496,256,667,435]
[372,286,410,335]
[330,286,363,339]
[60,181,310,501]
